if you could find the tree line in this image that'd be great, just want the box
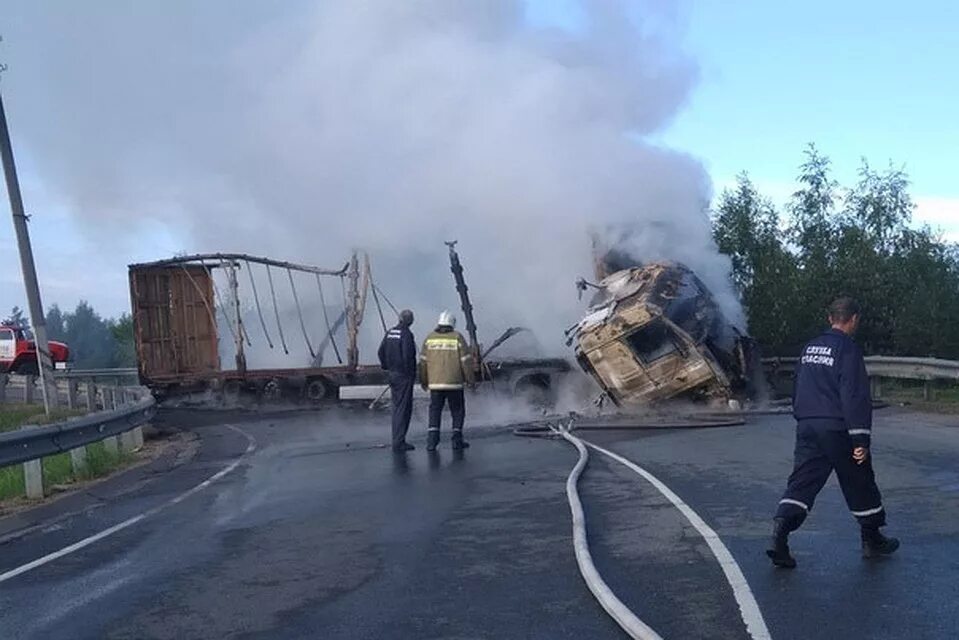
[3,303,136,369]
[712,144,959,358]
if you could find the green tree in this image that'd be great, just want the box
[3,306,28,328]
[790,143,840,259]
[714,145,959,359]
[713,173,803,351]
[109,314,137,367]
[58,301,117,369]
[46,305,66,339]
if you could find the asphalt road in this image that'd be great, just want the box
[0,404,956,639]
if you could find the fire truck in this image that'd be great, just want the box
[0,323,71,375]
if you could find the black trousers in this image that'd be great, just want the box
[428,389,465,439]
[389,374,415,449]
[776,419,886,531]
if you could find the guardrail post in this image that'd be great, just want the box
[85,381,98,411]
[24,460,43,499]
[0,373,7,403]
[24,375,36,404]
[102,387,119,455]
[132,425,145,449]
[67,379,79,410]
[871,376,883,400]
[923,380,932,402]
[70,445,88,474]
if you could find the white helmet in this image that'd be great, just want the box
[437,310,456,328]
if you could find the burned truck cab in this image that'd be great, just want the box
[572,262,758,407]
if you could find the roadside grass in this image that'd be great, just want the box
[0,442,135,501]
[0,404,136,501]
[881,380,959,414]
[0,404,85,433]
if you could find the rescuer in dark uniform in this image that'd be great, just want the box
[767,297,899,568]
[378,310,417,452]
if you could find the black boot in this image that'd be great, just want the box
[766,518,797,569]
[426,431,439,452]
[862,528,900,559]
[451,431,469,450]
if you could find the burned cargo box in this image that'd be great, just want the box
[570,262,760,407]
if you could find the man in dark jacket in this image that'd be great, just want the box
[767,297,899,569]
[378,310,417,452]
[418,311,475,452]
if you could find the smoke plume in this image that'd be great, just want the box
[1,0,743,361]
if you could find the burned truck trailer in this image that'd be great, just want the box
[570,261,760,407]
[128,253,384,401]
[129,251,569,403]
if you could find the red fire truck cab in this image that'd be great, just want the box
[0,324,70,375]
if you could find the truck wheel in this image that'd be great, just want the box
[260,378,282,402]
[13,360,39,376]
[305,378,334,404]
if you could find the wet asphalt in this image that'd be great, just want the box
[0,404,957,639]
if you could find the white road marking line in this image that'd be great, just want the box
[580,436,773,640]
[557,428,664,640]
[0,425,256,585]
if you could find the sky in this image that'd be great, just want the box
[2,0,957,321]
[529,0,959,233]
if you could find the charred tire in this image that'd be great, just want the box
[260,378,283,402]
[305,377,335,404]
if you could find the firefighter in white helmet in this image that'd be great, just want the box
[419,311,475,451]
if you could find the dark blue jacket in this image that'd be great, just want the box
[378,324,416,378]
[793,328,873,447]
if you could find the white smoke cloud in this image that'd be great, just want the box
[1,0,742,359]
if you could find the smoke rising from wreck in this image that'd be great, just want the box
[2,0,744,360]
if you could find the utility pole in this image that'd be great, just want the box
[0,85,60,412]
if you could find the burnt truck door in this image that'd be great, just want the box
[617,317,718,403]
[129,266,220,383]
[621,318,688,395]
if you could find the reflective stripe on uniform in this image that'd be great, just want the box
[426,340,460,351]
[429,383,464,390]
[779,498,810,512]
[848,429,871,436]
[851,505,884,517]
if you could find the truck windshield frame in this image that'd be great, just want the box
[623,320,681,366]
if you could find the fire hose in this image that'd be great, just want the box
[512,411,759,639]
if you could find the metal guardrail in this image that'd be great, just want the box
[1,373,155,499]
[762,356,959,381]
[1,370,139,406]
[0,394,155,468]
[763,355,959,403]
[58,367,139,380]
